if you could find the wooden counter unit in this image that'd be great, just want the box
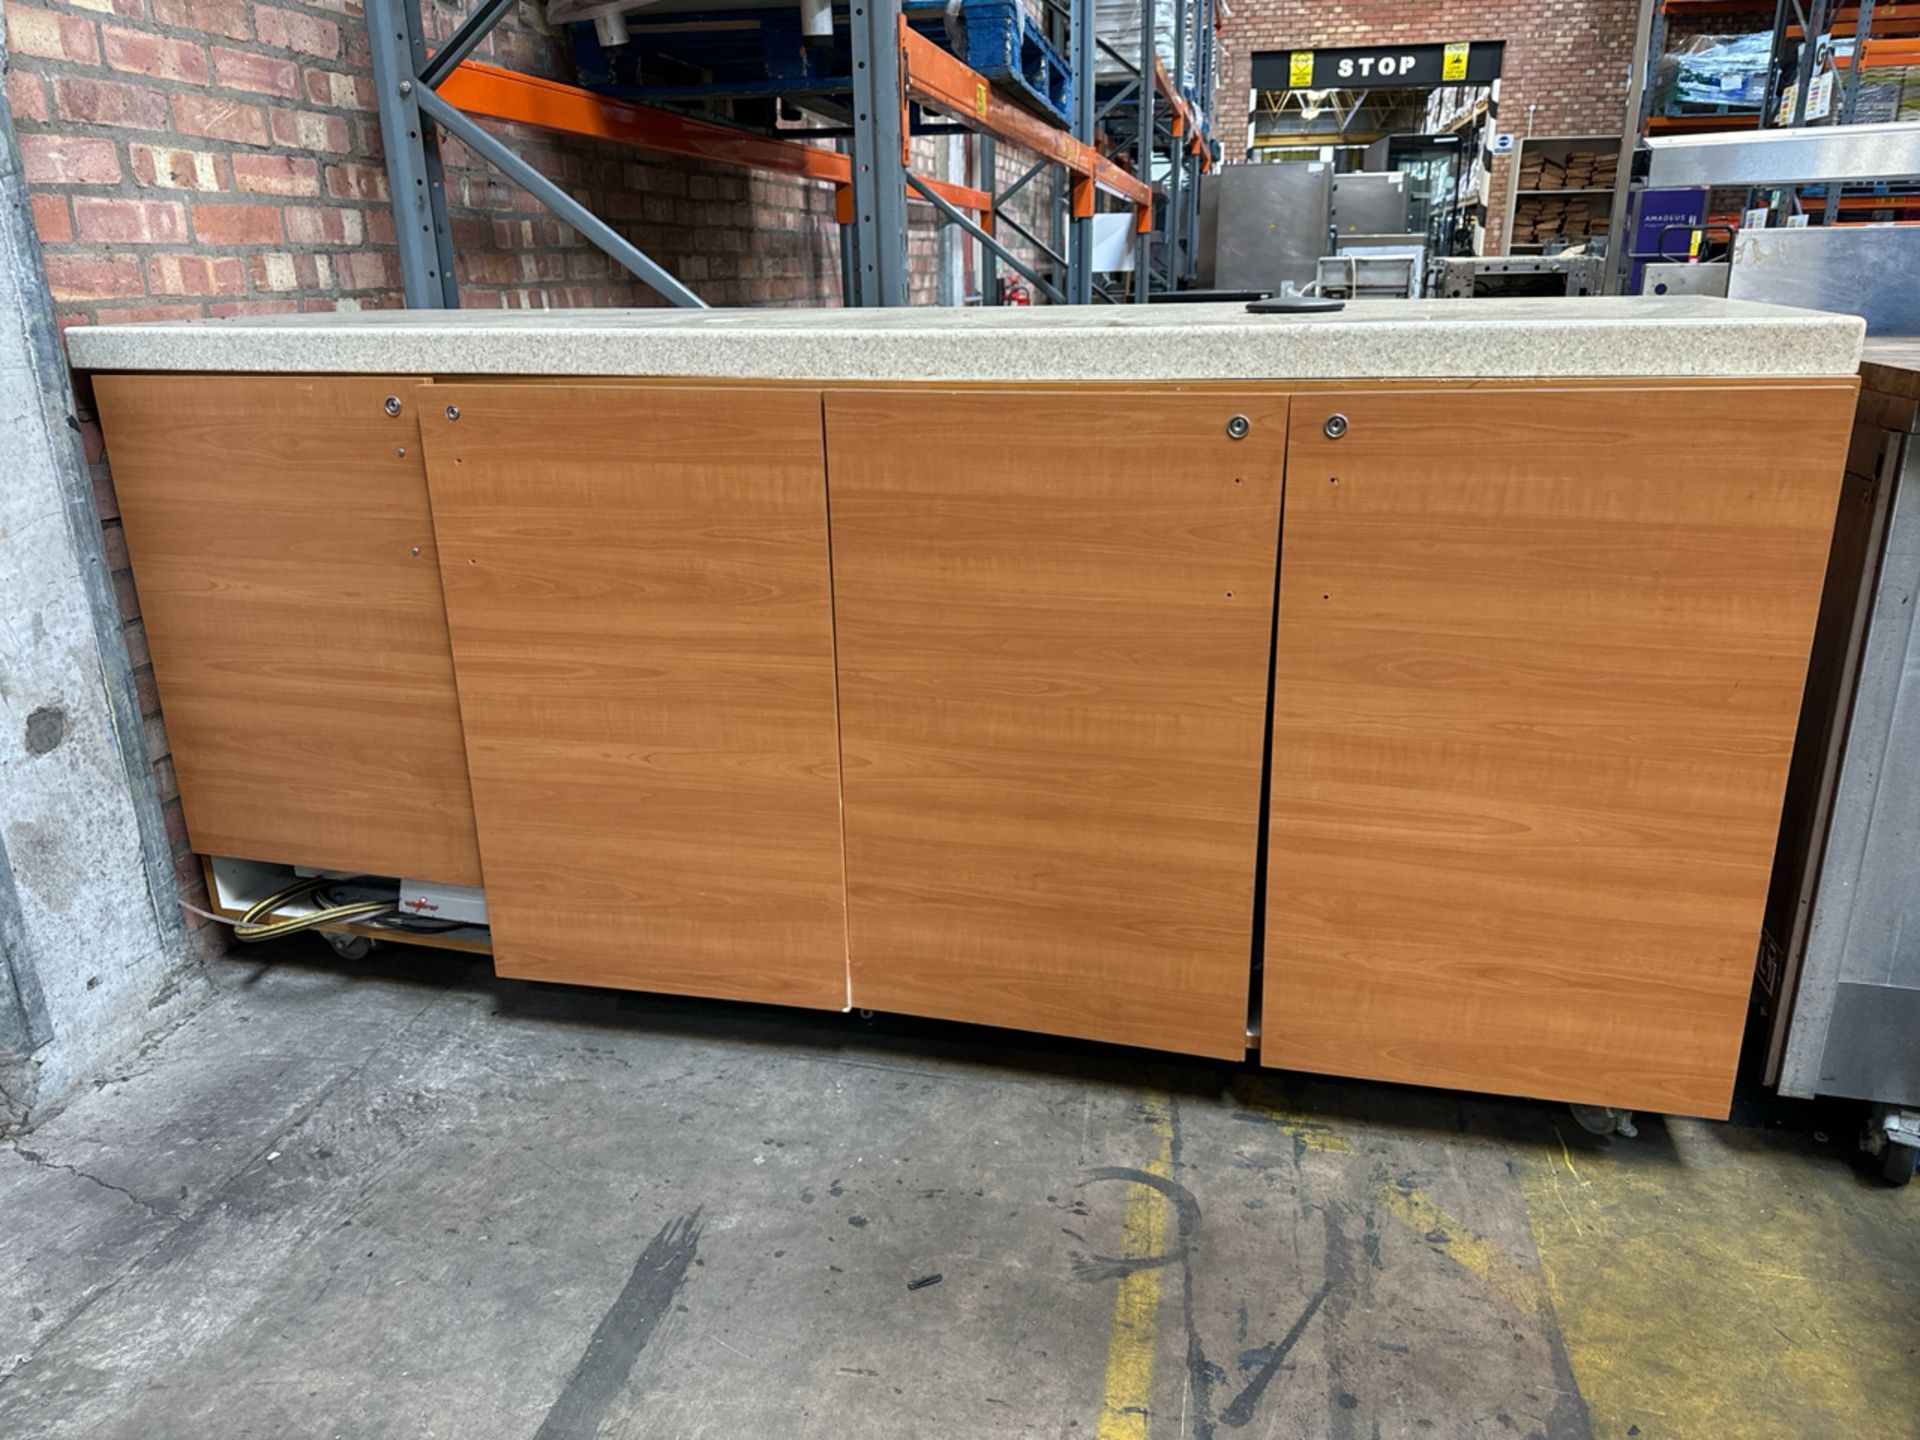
[92,374,482,887]
[76,299,1865,1117]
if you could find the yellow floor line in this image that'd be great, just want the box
[1371,1176,1541,1318]
[1095,1095,1174,1440]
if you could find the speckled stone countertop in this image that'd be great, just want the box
[64,297,1865,381]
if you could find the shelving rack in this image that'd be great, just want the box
[365,0,1216,308]
[1500,133,1621,252]
[1632,0,1920,219]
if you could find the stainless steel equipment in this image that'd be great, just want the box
[1315,253,1417,300]
[1644,120,1920,188]
[1196,163,1334,294]
[1330,171,1411,237]
[1335,232,1427,297]
[1762,341,1920,1181]
[1726,226,1920,336]
[1640,260,1729,297]
[1432,254,1604,298]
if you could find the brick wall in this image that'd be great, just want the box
[1216,0,1637,252]
[8,0,853,316]
[6,0,1050,948]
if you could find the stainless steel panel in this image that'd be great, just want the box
[1799,983,1920,1102]
[1780,398,1920,1104]
[1330,171,1410,236]
[1640,261,1729,297]
[1727,226,1920,335]
[1645,121,1920,187]
[1315,253,1416,299]
[1331,235,1426,296]
[1196,163,1333,293]
[1431,254,1604,297]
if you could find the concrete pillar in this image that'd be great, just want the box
[0,21,197,1131]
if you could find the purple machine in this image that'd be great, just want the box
[1627,186,1710,293]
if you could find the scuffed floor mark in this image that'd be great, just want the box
[1518,1117,1920,1439]
[3,1139,164,1217]
[533,1209,704,1440]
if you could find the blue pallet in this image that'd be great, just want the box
[569,0,1075,132]
[903,0,1073,128]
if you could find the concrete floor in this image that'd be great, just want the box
[1,947,1914,1440]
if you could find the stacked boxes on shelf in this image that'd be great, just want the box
[1511,143,1618,248]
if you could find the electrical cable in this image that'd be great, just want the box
[231,875,398,943]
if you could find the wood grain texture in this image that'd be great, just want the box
[1263,383,1857,1117]
[419,384,847,1008]
[92,374,482,885]
[826,389,1288,1058]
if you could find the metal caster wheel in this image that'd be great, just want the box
[1882,1141,1917,1187]
[1570,1104,1637,1139]
[323,931,374,961]
[1865,1105,1920,1185]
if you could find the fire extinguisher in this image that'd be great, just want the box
[1002,278,1031,306]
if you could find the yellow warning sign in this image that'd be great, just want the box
[1442,42,1469,81]
[975,81,989,118]
[1289,51,1313,87]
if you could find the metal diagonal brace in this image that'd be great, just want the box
[420,0,517,89]
[414,85,707,307]
[905,173,1065,303]
[1096,37,1139,73]
[998,158,1048,207]
[993,209,1066,270]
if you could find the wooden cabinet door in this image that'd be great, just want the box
[1264,384,1855,1116]
[419,385,847,1009]
[93,375,482,885]
[826,389,1288,1058]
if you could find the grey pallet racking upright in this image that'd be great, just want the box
[363,0,1217,307]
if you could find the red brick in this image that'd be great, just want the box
[130,143,228,191]
[303,68,374,110]
[9,5,100,63]
[191,202,284,243]
[97,303,205,325]
[133,666,162,718]
[324,161,387,201]
[30,195,75,246]
[114,569,143,622]
[6,70,51,124]
[247,251,328,290]
[20,135,124,185]
[255,5,340,58]
[102,25,209,82]
[75,197,190,243]
[55,76,171,130]
[231,152,320,195]
[162,795,190,852]
[210,298,302,317]
[151,753,178,802]
[269,106,351,153]
[149,0,250,39]
[98,519,129,570]
[61,0,145,16]
[337,250,399,290]
[170,92,267,144]
[283,204,362,244]
[211,46,300,97]
[147,252,247,295]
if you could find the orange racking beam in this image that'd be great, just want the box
[439,60,991,214]
[1833,37,1920,64]
[1152,57,1212,171]
[896,24,1153,207]
[1790,4,1920,37]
